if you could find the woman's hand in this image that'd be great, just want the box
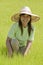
[23,40,32,56]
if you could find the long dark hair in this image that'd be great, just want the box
[18,14,33,36]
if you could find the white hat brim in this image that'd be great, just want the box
[11,12,40,22]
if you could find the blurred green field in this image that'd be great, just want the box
[0,0,43,65]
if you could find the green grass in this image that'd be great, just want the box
[0,0,43,65]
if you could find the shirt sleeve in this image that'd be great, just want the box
[8,23,17,39]
[28,26,35,41]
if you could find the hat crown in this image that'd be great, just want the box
[20,6,32,14]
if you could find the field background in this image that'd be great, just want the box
[0,0,43,65]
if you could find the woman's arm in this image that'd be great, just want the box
[23,40,32,56]
[6,37,13,57]
[23,26,35,56]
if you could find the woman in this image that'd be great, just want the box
[6,6,40,57]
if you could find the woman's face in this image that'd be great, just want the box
[20,14,31,27]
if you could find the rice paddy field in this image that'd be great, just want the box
[0,0,43,65]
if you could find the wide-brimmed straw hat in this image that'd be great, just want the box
[11,6,40,22]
